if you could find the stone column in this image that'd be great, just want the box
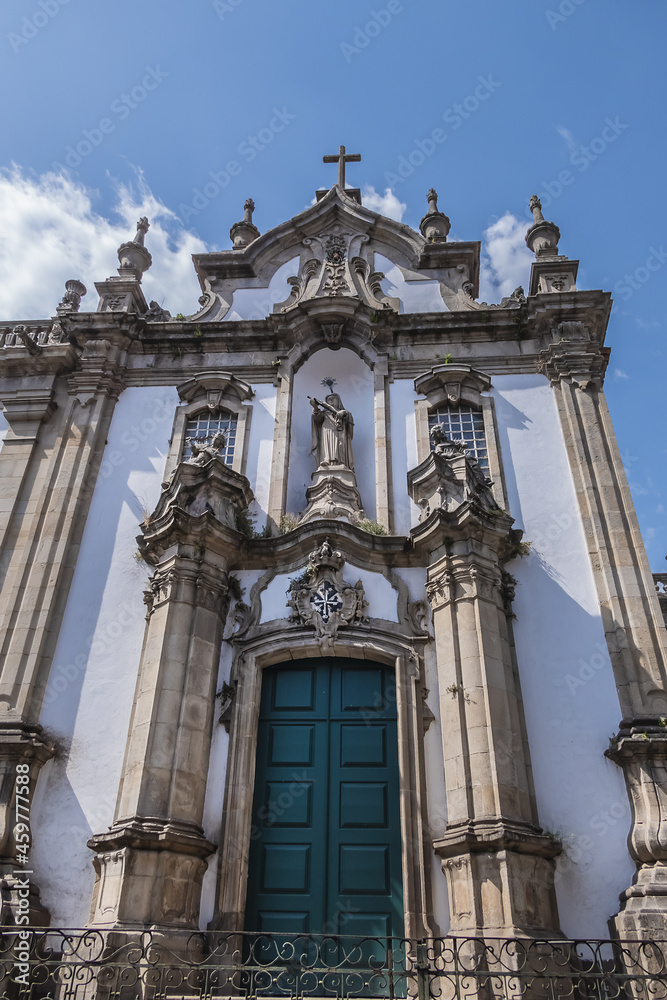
[88,458,252,929]
[418,507,560,937]
[539,338,667,939]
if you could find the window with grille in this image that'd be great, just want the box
[428,404,489,474]
[183,411,237,466]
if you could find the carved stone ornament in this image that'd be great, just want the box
[323,234,349,296]
[286,538,368,641]
[408,425,501,521]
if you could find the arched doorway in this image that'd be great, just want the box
[244,657,404,938]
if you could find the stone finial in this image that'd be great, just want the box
[529,196,545,225]
[117,218,153,279]
[230,198,260,250]
[419,188,451,242]
[57,278,87,315]
[133,217,150,246]
[525,194,561,257]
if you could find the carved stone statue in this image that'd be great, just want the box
[310,392,354,470]
[186,431,226,467]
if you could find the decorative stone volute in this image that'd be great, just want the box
[117,217,152,279]
[419,188,451,242]
[525,196,561,257]
[230,198,261,249]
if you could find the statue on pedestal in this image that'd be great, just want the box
[299,379,364,524]
[309,391,354,470]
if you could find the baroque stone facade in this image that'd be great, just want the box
[0,160,665,946]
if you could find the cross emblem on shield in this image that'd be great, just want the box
[310,581,343,623]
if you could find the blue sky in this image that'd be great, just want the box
[1,0,666,567]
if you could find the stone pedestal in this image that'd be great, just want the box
[607,722,667,939]
[299,465,364,524]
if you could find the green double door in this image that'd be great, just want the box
[245,658,404,939]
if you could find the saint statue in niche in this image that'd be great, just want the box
[309,385,354,470]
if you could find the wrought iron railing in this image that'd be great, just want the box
[0,929,665,1000]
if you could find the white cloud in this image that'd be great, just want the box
[557,125,577,152]
[614,368,629,379]
[479,212,533,303]
[361,186,406,222]
[0,166,207,320]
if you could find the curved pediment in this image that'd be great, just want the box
[190,186,481,321]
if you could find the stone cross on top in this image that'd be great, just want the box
[323,145,361,189]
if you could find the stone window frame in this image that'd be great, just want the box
[164,371,254,482]
[414,364,508,510]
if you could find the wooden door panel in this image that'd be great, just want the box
[245,659,403,938]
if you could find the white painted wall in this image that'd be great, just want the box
[32,386,178,927]
[492,374,633,938]
[245,385,276,532]
[287,347,376,520]
[389,379,419,535]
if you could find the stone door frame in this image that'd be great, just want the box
[212,626,433,940]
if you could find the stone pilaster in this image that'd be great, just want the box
[0,332,130,926]
[0,334,130,726]
[414,500,561,938]
[539,338,667,939]
[88,458,252,928]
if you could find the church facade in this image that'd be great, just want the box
[0,152,666,950]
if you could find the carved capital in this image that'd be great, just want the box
[537,341,610,389]
[67,339,128,404]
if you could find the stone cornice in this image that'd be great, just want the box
[0,343,79,381]
[88,818,215,860]
[606,718,667,764]
[434,820,561,860]
[0,723,56,765]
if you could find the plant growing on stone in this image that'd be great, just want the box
[358,518,387,536]
[234,507,256,539]
[279,513,299,534]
